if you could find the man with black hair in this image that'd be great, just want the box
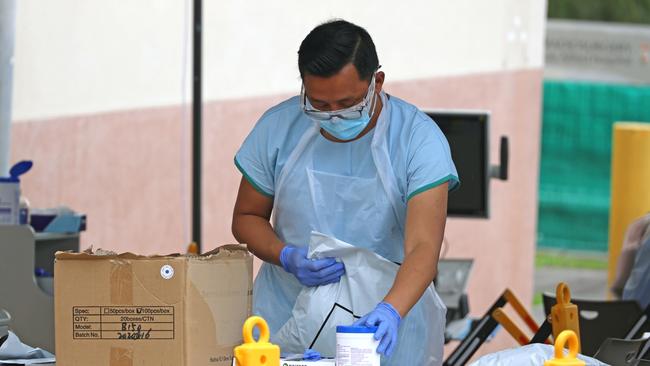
[232,19,458,365]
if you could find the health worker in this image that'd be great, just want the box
[232,19,459,365]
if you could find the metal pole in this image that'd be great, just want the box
[0,0,17,176]
[192,0,202,252]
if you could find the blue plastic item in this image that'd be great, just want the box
[303,348,322,361]
[336,326,378,333]
[0,161,33,182]
[34,268,53,277]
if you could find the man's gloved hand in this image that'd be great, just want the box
[303,349,322,361]
[353,301,401,357]
[279,246,345,287]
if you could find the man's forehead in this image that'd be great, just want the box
[304,83,368,104]
[303,64,367,84]
[303,66,370,100]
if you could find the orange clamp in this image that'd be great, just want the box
[550,283,581,352]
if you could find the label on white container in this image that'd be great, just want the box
[232,358,335,365]
[0,182,19,225]
[336,330,380,366]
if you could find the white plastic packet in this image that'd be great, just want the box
[468,343,609,366]
[273,231,446,366]
[0,331,55,364]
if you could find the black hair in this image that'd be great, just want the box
[298,19,379,81]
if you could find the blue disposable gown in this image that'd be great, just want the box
[235,92,458,365]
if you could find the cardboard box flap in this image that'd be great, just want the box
[197,244,250,260]
[55,251,182,260]
[56,244,249,261]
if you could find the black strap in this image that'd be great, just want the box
[529,319,553,344]
[308,303,360,349]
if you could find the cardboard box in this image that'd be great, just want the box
[54,245,253,366]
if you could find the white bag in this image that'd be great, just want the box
[273,231,446,365]
[468,343,609,366]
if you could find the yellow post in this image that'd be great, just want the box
[608,122,650,288]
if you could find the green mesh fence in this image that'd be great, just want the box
[538,81,650,252]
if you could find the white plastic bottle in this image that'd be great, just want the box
[0,177,19,225]
[0,161,32,225]
[336,325,380,366]
[19,195,29,225]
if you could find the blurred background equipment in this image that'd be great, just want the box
[0,308,10,343]
[0,225,80,353]
[424,110,509,218]
[436,258,473,326]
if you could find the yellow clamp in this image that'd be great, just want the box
[234,316,280,366]
[550,283,581,352]
[544,330,585,366]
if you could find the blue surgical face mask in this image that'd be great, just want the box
[318,111,372,141]
[302,74,378,141]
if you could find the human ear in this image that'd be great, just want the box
[375,71,385,94]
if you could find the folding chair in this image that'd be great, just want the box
[444,289,509,366]
[638,333,650,360]
[435,259,473,325]
[490,289,550,345]
[593,338,649,365]
[542,294,648,356]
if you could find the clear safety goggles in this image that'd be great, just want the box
[301,73,378,121]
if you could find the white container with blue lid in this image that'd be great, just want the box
[336,325,380,366]
[0,161,32,225]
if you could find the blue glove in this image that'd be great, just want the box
[303,349,322,361]
[353,301,401,357]
[281,349,322,361]
[279,246,345,287]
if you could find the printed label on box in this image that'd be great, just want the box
[72,306,174,340]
